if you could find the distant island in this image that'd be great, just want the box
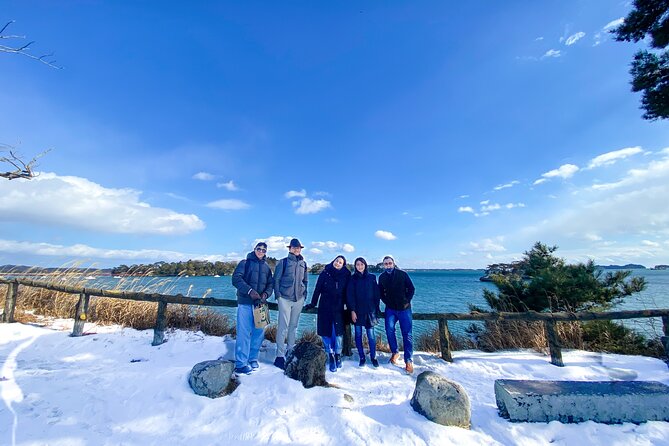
[596,264,647,270]
[651,265,669,270]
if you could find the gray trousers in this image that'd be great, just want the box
[275,296,305,358]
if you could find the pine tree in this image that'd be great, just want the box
[614,0,669,120]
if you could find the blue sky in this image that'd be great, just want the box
[1,1,668,269]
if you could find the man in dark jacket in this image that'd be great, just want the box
[378,255,416,374]
[272,238,308,369]
[231,242,274,374]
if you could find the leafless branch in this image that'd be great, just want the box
[0,144,51,180]
[0,20,61,69]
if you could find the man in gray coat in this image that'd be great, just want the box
[273,238,308,369]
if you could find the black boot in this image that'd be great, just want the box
[335,353,342,369]
[328,353,337,372]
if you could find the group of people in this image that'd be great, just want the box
[231,238,416,376]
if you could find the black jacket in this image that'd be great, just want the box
[310,263,351,336]
[378,268,415,311]
[232,252,274,305]
[347,268,380,328]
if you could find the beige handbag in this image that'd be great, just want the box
[253,303,270,329]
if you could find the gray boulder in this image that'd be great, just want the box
[410,371,471,428]
[189,360,238,398]
[284,341,328,388]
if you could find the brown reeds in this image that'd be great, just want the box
[1,267,234,337]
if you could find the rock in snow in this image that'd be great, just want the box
[410,371,471,428]
[188,360,237,398]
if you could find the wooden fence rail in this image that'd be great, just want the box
[2,277,668,365]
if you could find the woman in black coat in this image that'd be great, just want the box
[346,257,381,367]
[304,255,350,372]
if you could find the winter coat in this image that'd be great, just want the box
[347,267,381,328]
[378,268,415,311]
[309,262,351,336]
[232,252,274,305]
[274,253,308,302]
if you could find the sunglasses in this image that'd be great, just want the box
[255,248,267,253]
[383,262,393,265]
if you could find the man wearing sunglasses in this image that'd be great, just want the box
[378,255,416,374]
[231,241,274,374]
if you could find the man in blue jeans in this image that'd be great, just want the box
[231,242,274,374]
[378,255,416,374]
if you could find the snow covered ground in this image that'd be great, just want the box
[1,320,669,446]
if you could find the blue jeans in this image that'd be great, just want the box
[354,325,376,360]
[321,322,342,355]
[235,304,265,369]
[385,308,413,363]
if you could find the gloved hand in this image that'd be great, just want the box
[303,303,315,311]
[249,289,261,300]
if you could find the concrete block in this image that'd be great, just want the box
[495,379,669,424]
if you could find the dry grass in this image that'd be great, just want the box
[415,327,477,353]
[1,268,233,337]
[468,320,584,353]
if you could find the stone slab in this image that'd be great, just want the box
[495,379,669,424]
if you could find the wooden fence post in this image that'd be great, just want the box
[152,301,168,346]
[2,281,18,323]
[661,315,669,360]
[71,293,90,337]
[544,320,564,367]
[439,318,453,362]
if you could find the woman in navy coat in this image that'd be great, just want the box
[346,257,381,367]
[304,255,350,372]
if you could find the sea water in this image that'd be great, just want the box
[88,269,669,339]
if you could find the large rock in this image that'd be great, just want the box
[188,360,237,398]
[495,379,669,424]
[410,371,471,428]
[284,341,328,388]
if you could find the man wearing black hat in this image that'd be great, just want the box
[273,238,309,369]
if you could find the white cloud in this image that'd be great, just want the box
[587,146,643,169]
[469,238,506,253]
[481,203,501,212]
[542,49,561,59]
[325,218,339,223]
[0,173,204,235]
[591,157,669,191]
[284,189,307,199]
[480,200,490,205]
[584,233,603,242]
[459,194,470,199]
[642,240,660,247]
[310,248,323,255]
[206,199,250,210]
[458,206,474,213]
[493,180,520,191]
[375,230,397,241]
[310,241,355,254]
[192,172,215,181]
[292,198,331,215]
[565,32,586,46]
[603,18,624,30]
[313,241,338,249]
[216,180,239,191]
[535,37,544,41]
[505,203,526,209]
[0,239,236,262]
[534,164,579,184]
[253,236,294,254]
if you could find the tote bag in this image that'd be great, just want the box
[253,303,270,329]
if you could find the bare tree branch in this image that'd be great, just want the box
[0,144,51,180]
[0,20,61,69]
